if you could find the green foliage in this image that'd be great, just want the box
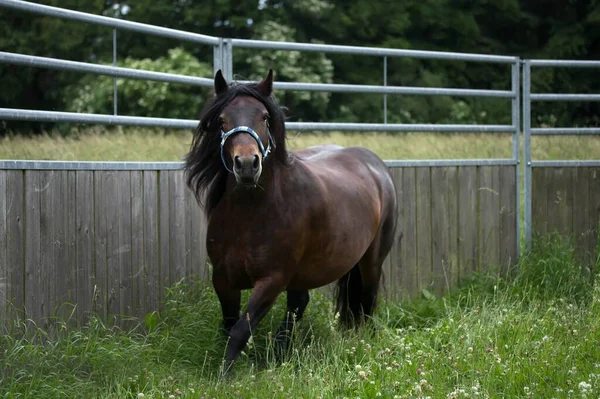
[66,48,212,119]
[240,20,334,121]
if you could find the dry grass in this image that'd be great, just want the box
[1,126,598,161]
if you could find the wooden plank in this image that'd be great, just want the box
[131,171,145,320]
[531,167,548,237]
[478,166,501,272]
[458,166,478,280]
[571,168,589,266]
[63,171,78,324]
[75,171,95,323]
[387,167,403,299]
[185,181,206,282]
[415,167,433,294]
[39,171,57,327]
[401,168,417,298]
[48,171,71,323]
[6,171,25,323]
[590,168,600,273]
[169,170,187,284]
[499,166,517,273]
[0,171,7,331]
[431,167,459,296]
[546,167,573,240]
[107,171,132,325]
[103,171,120,324]
[119,172,132,323]
[159,171,171,304]
[94,171,109,320]
[24,170,43,324]
[143,171,160,314]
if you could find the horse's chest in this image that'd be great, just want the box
[207,227,273,284]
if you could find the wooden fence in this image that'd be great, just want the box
[0,165,517,328]
[532,166,600,266]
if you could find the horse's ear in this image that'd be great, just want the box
[214,69,228,96]
[257,69,273,97]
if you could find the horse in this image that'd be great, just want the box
[184,69,398,371]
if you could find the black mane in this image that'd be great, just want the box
[184,80,289,216]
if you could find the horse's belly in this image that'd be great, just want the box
[288,239,371,290]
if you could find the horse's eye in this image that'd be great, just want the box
[219,117,225,127]
[263,114,270,122]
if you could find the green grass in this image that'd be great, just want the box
[1,126,599,161]
[1,234,599,398]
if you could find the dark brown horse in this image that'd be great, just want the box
[185,69,397,371]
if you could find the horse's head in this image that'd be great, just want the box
[216,69,274,187]
[185,69,288,214]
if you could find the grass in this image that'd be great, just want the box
[1,126,600,162]
[1,234,599,398]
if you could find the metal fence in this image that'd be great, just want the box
[522,60,600,242]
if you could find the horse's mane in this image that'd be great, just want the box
[184,80,289,216]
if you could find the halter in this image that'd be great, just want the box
[220,125,273,173]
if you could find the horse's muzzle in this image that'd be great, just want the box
[233,154,261,185]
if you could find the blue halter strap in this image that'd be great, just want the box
[220,125,273,173]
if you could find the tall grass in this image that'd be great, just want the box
[1,127,599,162]
[2,235,599,398]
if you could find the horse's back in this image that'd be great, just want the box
[294,145,394,195]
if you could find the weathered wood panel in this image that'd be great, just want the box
[2,165,518,325]
[499,166,517,272]
[75,171,94,323]
[458,166,478,278]
[143,171,160,317]
[401,168,418,298]
[6,171,24,325]
[532,166,600,268]
[415,167,433,293]
[0,171,6,331]
[431,167,458,296]
[478,166,501,272]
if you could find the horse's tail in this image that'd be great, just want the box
[335,264,363,329]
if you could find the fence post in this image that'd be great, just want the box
[223,38,233,81]
[522,60,532,248]
[383,56,388,124]
[213,38,223,78]
[113,29,118,115]
[511,60,521,262]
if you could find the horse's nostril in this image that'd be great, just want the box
[253,155,260,170]
[234,156,242,170]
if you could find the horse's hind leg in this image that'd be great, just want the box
[274,290,310,355]
[213,268,241,335]
[358,210,397,323]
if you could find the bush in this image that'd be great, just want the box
[67,48,212,120]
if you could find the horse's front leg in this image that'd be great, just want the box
[224,276,284,371]
[274,290,310,356]
[213,267,241,335]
